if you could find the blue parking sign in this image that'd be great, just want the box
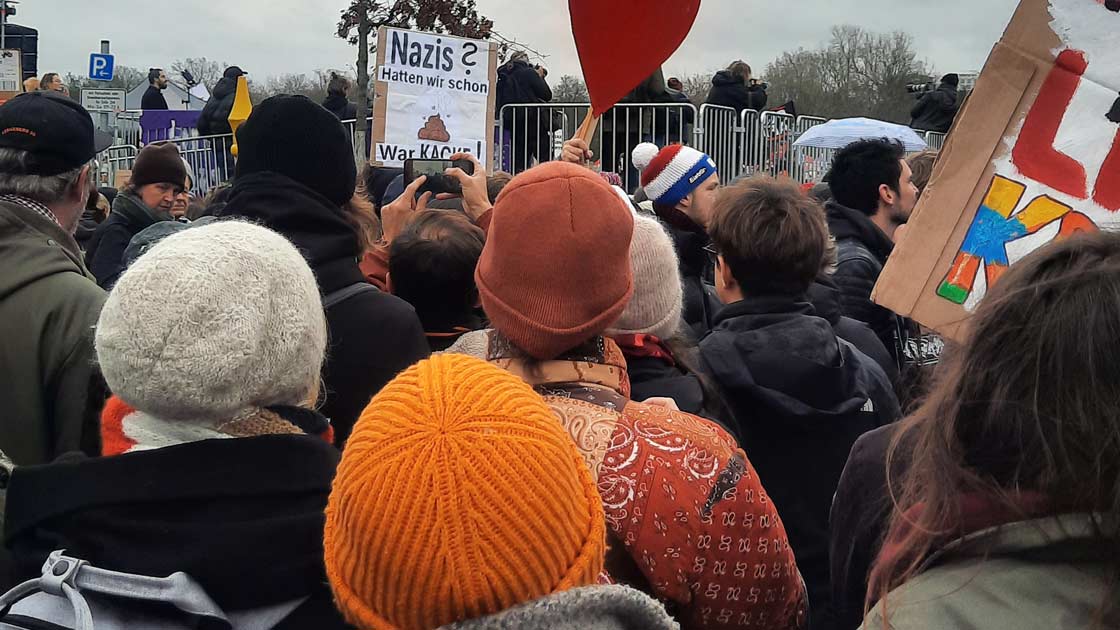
[88,53,115,81]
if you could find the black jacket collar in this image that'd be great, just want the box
[826,200,894,264]
[5,434,340,612]
[221,171,363,294]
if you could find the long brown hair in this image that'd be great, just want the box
[868,232,1120,620]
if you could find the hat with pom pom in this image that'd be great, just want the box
[633,142,717,207]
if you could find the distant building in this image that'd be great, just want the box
[957,72,980,94]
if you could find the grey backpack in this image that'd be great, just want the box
[0,551,303,630]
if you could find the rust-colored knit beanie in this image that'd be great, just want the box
[475,162,635,359]
[324,354,606,629]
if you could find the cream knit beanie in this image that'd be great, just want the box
[95,220,327,421]
[607,215,684,341]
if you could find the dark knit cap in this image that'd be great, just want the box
[941,73,960,88]
[131,143,188,189]
[234,95,357,207]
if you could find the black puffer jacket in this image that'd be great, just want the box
[322,94,358,121]
[4,432,351,629]
[826,201,907,368]
[705,70,768,114]
[699,296,900,629]
[808,278,898,385]
[910,82,959,133]
[653,207,722,340]
[220,172,430,446]
[85,191,173,289]
[197,76,238,136]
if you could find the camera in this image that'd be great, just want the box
[906,82,935,95]
[750,78,769,91]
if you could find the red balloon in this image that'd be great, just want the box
[569,0,702,116]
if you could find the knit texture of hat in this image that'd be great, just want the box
[234,94,357,207]
[633,143,717,207]
[476,162,635,360]
[96,221,326,422]
[324,354,606,630]
[130,142,188,189]
[607,215,683,341]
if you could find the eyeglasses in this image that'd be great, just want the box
[703,243,720,268]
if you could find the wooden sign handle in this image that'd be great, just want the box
[574,109,600,146]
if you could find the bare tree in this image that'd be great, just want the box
[552,75,588,103]
[764,25,931,123]
[65,65,147,95]
[170,58,228,89]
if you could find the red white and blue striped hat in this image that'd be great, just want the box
[633,143,718,207]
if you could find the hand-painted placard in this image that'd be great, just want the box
[874,0,1120,339]
[370,28,498,167]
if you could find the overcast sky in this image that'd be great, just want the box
[27,0,1019,85]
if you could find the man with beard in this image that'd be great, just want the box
[825,139,919,368]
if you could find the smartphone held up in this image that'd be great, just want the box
[403,158,475,196]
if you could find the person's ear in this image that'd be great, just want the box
[716,255,736,291]
[74,165,93,204]
[878,183,896,208]
[678,193,693,212]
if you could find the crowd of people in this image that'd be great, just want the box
[0,76,1115,630]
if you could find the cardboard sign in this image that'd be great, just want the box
[874,0,1120,340]
[81,88,126,113]
[370,27,498,168]
[0,49,22,103]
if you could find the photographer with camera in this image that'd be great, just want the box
[909,73,960,134]
[705,61,768,115]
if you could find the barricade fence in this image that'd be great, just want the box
[97,105,949,198]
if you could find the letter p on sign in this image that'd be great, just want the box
[88,53,115,81]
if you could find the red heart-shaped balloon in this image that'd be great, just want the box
[569,0,702,116]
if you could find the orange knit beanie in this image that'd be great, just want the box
[324,354,606,630]
[475,161,635,360]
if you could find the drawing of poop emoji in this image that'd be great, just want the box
[418,114,451,142]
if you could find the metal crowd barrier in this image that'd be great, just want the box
[696,104,740,182]
[95,135,233,198]
[497,102,697,192]
[924,131,947,151]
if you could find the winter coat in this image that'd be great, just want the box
[73,207,101,252]
[219,171,429,446]
[909,82,959,133]
[826,201,907,368]
[322,94,358,121]
[85,191,174,289]
[861,514,1117,630]
[141,84,168,110]
[3,431,351,629]
[653,207,722,339]
[197,76,238,136]
[484,331,809,630]
[705,70,768,114]
[445,585,678,630]
[0,199,106,466]
[496,59,552,112]
[827,424,906,630]
[807,278,898,385]
[612,334,737,440]
[699,296,900,628]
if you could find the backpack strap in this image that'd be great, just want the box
[0,551,230,630]
[322,282,379,310]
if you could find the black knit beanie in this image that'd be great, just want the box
[131,143,187,189]
[234,95,357,207]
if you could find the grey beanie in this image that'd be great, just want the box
[607,215,684,341]
[96,220,327,421]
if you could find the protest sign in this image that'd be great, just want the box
[874,0,1120,340]
[0,49,21,104]
[569,0,701,117]
[371,27,497,167]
